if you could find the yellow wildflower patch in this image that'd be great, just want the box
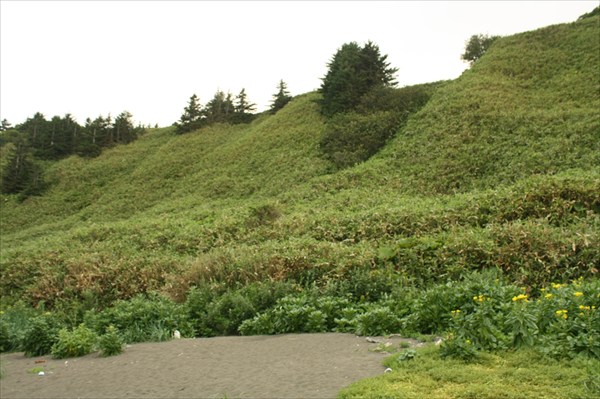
[555,309,568,319]
[512,294,528,302]
[473,295,486,303]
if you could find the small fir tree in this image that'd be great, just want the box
[176,94,204,134]
[269,80,292,114]
[233,88,256,124]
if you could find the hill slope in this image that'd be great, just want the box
[0,16,598,308]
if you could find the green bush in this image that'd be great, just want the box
[0,320,9,352]
[355,305,401,336]
[186,281,292,336]
[98,325,123,357]
[51,324,97,358]
[0,303,40,353]
[22,313,63,357]
[84,293,193,343]
[439,334,478,361]
[440,277,600,359]
[324,265,405,302]
[320,111,402,169]
[239,293,356,335]
[204,292,256,336]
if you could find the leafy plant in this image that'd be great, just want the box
[397,349,417,361]
[22,313,62,357]
[51,324,97,358]
[98,325,123,357]
[355,305,401,336]
[84,293,193,343]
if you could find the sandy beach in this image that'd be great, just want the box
[0,333,413,399]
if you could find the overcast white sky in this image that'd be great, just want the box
[0,1,596,127]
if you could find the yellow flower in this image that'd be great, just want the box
[551,283,565,289]
[544,293,553,299]
[574,292,584,297]
[473,295,486,303]
[555,309,568,319]
[512,294,528,302]
[451,309,461,316]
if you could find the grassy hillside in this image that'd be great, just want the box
[321,16,599,195]
[1,15,598,314]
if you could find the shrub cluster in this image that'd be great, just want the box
[83,293,193,343]
[1,272,597,364]
[320,83,441,170]
[440,277,600,360]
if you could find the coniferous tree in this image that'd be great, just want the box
[224,92,234,119]
[113,111,139,144]
[78,115,111,156]
[319,41,398,117]
[176,94,205,134]
[0,136,43,197]
[204,90,235,125]
[18,112,48,155]
[232,88,256,124]
[269,80,292,114]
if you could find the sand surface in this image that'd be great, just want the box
[0,333,415,399]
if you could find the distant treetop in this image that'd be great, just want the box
[578,6,599,20]
[461,34,500,65]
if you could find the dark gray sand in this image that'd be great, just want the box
[1,333,416,399]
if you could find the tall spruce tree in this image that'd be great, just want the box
[233,88,256,124]
[269,80,292,114]
[176,94,204,134]
[0,136,43,196]
[319,41,398,117]
[204,90,235,124]
[113,111,138,144]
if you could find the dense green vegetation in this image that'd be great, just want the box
[339,346,599,399]
[0,11,598,397]
[0,111,146,198]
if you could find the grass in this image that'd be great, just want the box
[339,346,600,399]
[0,13,598,399]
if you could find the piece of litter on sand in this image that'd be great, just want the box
[384,368,392,373]
[366,337,381,343]
[38,371,45,376]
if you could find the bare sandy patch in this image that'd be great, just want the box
[0,333,416,399]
